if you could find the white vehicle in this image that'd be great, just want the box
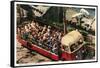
[81,17,95,31]
[72,9,90,18]
[61,30,84,53]
[61,30,85,60]
[71,9,95,31]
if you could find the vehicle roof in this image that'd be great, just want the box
[61,30,83,46]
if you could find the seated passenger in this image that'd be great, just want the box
[41,25,46,34]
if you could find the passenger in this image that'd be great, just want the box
[43,32,48,41]
[52,43,57,54]
[47,37,52,50]
[27,23,32,30]
[30,21,37,30]
[58,32,62,41]
[18,21,64,54]
[17,27,21,36]
[24,25,30,33]
[47,26,51,35]
[41,25,46,34]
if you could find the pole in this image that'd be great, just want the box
[63,7,67,35]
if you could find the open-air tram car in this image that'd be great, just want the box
[17,30,89,61]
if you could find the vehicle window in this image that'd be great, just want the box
[70,44,79,52]
[78,39,83,44]
[63,45,69,52]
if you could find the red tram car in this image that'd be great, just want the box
[17,30,95,61]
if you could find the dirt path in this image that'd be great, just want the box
[16,40,51,64]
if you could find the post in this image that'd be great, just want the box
[63,8,67,35]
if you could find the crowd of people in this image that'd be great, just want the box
[17,20,64,55]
